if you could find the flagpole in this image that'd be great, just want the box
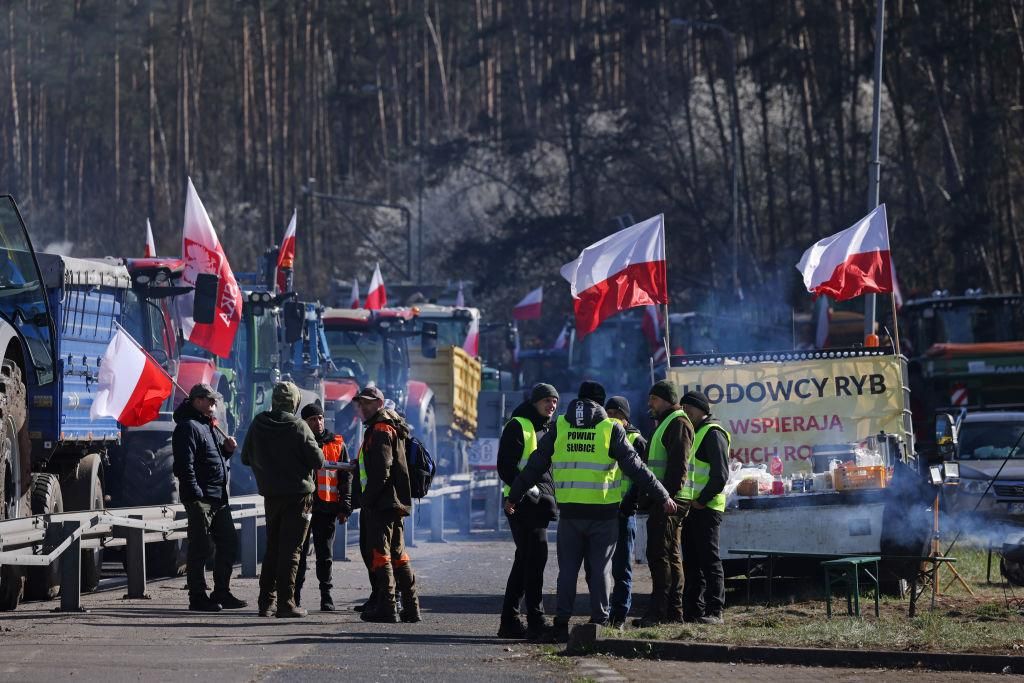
[662,302,671,370]
[889,290,902,356]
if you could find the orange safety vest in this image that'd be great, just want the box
[316,435,345,503]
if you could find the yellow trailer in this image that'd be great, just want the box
[410,345,482,439]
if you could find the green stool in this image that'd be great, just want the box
[822,556,881,618]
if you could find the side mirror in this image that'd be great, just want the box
[421,321,438,359]
[935,412,958,460]
[193,273,220,324]
[283,301,304,344]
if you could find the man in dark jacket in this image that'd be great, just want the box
[353,386,420,624]
[241,382,324,618]
[172,382,246,612]
[294,402,352,612]
[496,382,559,640]
[507,381,676,642]
[679,390,731,624]
[635,380,694,627]
[605,396,648,629]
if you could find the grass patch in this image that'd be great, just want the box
[613,547,1024,654]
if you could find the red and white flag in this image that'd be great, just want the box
[455,281,465,308]
[349,278,360,308]
[553,321,570,350]
[179,178,243,358]
[144,219,157,258]
[365,264,387,310]
[796,205,893,301]
[560,214,668,338]
[276,209,297,294]
[513,286,543,320]
[462,315,479,357]
[90,327,173,427]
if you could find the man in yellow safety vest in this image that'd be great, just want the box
[679,390,731,624]
[496,382,559,640]
[506,381,675,643]
[293,403,352,612]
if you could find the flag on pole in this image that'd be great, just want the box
[513,286,543,320]
[365,264,387,310]
[462,315,479,356]
[144,219,157,258]
[560,214,668,338]
[179,178,243,358]
[276,209,297,294]
[455,281,465,308]
[90,327,173,427]
[349,278,361,308]
[796,205,893,301]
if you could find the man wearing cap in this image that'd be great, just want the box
[496,382,559,640]
[604,396,648,629]
[293,402,352,612]
[679,390,731,624]
[634,380,694,627]
[241,382,324,618]
[506,380,675,643]
[352,386,421,624]
[172,382,246,612]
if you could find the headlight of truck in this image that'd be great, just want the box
[959,478,990,495]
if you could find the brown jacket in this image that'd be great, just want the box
[355,408,412,516]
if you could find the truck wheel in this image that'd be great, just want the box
[1001,556,1024,587]
[62,454,104,592]
[140,446,186,578]
[25,473,64,600]
[0,421,25,610]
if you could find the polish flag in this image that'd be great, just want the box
[365,264,387,310]
[462,315,479,357]
[276,209,297,294]
[560,214,668,338]
[144,219,157,258]
[349,278,360,308]
[179,178,243,358]
[455,281,465,308]
[90,327,173,427]
[796,205,893,301]
[513,286,543,320]
[553,321,570,350]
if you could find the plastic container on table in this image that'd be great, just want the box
[834,464,888,491]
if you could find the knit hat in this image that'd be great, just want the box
[648,380,679,405]
[604,396,630,421]
[272,381,302,413]
[529,382,560,404]
[300,402,324,419]
[578,380,606,406]
[680,390,711,415]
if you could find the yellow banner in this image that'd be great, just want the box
[669,355,907,474]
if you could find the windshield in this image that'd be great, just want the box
[908,300,1024,350]
[958,421,1024,460]
[121,291,175,358]
[428,318,471,347]
[325,328,407,392]
[0,197,54,384]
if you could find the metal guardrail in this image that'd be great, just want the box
[0,479,504,614]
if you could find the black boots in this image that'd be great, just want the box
[320,588,336,612]
[210,590,248,609]
[188,594,222,612]
[497,617,528,639]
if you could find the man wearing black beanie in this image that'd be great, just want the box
[507,381,675,643]
[634,379,694,628]
[496,383,560,640]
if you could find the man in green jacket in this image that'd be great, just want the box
[241,382,324,618]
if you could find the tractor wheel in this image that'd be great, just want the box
[25,473,64,600]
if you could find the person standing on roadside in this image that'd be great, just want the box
[352,386,421,624]
[496,383,560,640]
[241,382,324,618]
[293,402,352,612]
[679,390,731,624]
[633,380,693,628]
[172,382,247,613]
[604,396,648,629]
[506,381,676,643]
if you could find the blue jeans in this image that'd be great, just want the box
[609,514,636,620]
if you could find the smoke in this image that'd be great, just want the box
[43,240,74,255]
[942,506,1024,552]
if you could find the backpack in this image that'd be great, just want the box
[406,436,435,499]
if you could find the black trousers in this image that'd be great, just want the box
[682,507,725,618]
[295,510,337,601]
[502,511,549,623]
[184,499,236,599]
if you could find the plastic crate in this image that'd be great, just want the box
[834,465,888,491]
